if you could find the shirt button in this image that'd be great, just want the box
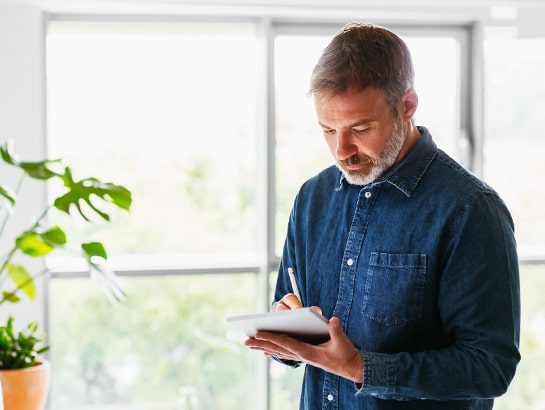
[327,394,334,401]
[347,258,354,266]
[364,191,372,198]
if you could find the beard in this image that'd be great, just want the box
[336,118,406,186]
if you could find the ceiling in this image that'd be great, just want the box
[0,0,542,10]
[0,0,544,29]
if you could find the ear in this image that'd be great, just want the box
[400,88,418,120]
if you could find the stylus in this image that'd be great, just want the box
[288,267,302,303]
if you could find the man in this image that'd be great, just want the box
[245,23,520,409]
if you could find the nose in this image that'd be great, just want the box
[335,130,357,160]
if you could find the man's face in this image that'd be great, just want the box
[315,87,407,186]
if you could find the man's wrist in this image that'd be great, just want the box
[345,351,364,384]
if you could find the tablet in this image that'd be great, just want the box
[226,308,330,344]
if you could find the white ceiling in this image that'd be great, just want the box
[0,0,544,28]
[0,0,543,10]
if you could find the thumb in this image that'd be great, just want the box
[328,316,344,339]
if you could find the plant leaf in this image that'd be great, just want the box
[40,225,67,247]
[16,232,54,256]
[0,185,16,206]
[82,242,126,303]
[19,161,62,180]
[81,241,108,260]
[0,317,48,369]
[5,263,36,301]
[53,167,132,221]
[1,291,21,303]
[1,141,62,180]
[15,225,67,257]
[0,140,18,164]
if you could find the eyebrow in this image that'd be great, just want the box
[318,119,373,129]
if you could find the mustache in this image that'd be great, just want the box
[338,155,375,168]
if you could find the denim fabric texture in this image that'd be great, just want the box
[274,127,521,409]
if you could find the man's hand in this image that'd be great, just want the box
[244,315,363,384]
[273,294,323,315]
[273,293,303,311]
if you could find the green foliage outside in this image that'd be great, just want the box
[49,266,545,409]
[495,265,545,409]
[49,274,259,410]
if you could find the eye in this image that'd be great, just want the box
[322,128,335,135]
[353,127,369,135]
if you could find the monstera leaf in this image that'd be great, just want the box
[54,167,131,222]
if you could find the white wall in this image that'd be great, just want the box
[0,5,47,330]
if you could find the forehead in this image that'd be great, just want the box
[314,87,390,124]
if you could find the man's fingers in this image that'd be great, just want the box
[310,305,323,315]
[245,335,298,360]
[274,302,291,311]
[273,293,303,311]
[328,316,342,338]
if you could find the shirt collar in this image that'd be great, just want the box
[336,126,438,197]
[384,126,437,197]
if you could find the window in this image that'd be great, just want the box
[47,20,264,409]
[46,21,260,258]
[46,17,479,409]
[483,28,545,409]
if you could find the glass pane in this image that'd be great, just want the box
[483,29,545,256]
[274,35,332,254]
[49,273,259,409]
[494,264,545,409]
[406,36,460,157]
[270,360,305,410]
[46,21,259,257]
[268,269,305,409]
[274,34,461,254]
[484,29,545,408]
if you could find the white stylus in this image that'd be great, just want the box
[288,267,302,303]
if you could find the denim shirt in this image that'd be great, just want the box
[274,127,521,409]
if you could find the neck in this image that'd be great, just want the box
[395,121,421,165]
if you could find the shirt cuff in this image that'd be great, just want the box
[356,352,397,396]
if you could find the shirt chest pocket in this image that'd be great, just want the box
[362,252,427,326]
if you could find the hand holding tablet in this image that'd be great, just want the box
[226,307,330,344]
[227,267,330,344]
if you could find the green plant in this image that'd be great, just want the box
[0,316,49,370]
[0,140,132,368]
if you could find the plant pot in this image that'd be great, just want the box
[0,359,50,410]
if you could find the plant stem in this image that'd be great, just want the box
[0,247,18,285]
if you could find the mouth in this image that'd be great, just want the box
[339,156,374,172]
[344,163,366,171]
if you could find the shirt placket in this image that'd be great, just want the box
[321,187,378,409]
